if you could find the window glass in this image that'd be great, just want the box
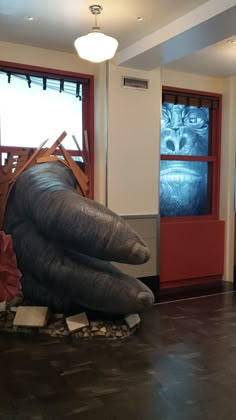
[161,103,209,156]
[0,73,83,150]
[160,161,210,217]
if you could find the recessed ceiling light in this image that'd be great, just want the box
[24,15,39,23]
[137,16,143,21]
[24,16,39,23]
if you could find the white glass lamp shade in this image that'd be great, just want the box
[74,30,118,63]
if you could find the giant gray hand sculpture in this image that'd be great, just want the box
[3,162,154,315]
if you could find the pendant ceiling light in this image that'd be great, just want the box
[74,4,118,63]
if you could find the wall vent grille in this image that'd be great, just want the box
[122,76,149,90]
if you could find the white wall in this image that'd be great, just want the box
[0,41,95,74]
[162,68,223,93]
[94,62,107,204]
[107,63,161,215]
[220,77,236,282]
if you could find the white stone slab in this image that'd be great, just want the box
[13,306,49,327]
[100,326,107,333]
[125,313,141,329]
[0,301,6,312]
[66,312,89,332]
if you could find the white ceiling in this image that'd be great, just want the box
[165,37,236,78]
[0,0,208,51]
[0,0,236,77]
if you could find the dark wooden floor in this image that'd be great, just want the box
[1,291,236,419]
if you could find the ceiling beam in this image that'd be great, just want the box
[116,0,236,70]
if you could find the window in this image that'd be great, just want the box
[0,61,94,195]
[160,87,221,218]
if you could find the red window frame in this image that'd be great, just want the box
[160,86,222,222]
[0,60,94,197]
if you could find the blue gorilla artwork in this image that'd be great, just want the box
[3,162,154,316]
[160,103,209,217]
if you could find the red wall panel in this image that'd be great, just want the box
[160,220,225,284]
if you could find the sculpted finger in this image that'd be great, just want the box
[4,162,150,264]
[7,220,154,314]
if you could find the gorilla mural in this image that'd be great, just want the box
[160,103,209,217]
[3,162,154,316]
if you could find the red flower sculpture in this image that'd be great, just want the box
[0,231,22,302]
